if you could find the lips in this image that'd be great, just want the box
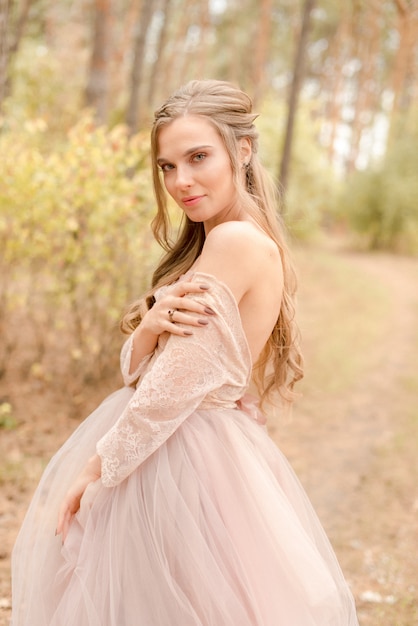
[181,195,204,206]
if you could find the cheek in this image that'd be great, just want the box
[218,167,235,190]
[162,174,175,196]
[209,159,234,185]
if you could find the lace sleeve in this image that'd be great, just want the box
[97,275,251,487]
[120,335,152,387]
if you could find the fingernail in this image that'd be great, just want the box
[199,283,210,290]
[184,330,193,336]
[198,318,208,325]
[204,306,216,315]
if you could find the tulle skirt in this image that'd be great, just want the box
[11,387,358,625]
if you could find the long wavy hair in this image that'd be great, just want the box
[122,79,303,404]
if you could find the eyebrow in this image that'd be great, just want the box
[157,145,213,165]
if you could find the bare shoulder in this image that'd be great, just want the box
[204,221,280,264]
[194,221,282,302]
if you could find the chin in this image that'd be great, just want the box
[185,214,205,224]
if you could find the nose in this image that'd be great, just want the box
[174,164,193,189]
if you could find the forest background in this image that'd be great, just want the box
[0,1,418,625]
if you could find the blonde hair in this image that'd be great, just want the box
[122,79,303,404]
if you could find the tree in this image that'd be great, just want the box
[0,0,36,109]
[0,0,10,105]
[252,0,273,106]
[346,0,383,172]
[193,0,210,79]
[320,6,351,166]
[161,0,199,95]
[146,0,174,109]
[389,0,418,138]
[279,0,316,196]
[126,0,156,133]
[85,0,112,124]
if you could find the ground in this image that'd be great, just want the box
[1,241,417,625]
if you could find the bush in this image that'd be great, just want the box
[257,96,341,240]
[341,130,418,254]
[2,39,84,138]
[0,116,157,402]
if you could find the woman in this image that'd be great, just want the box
[11,80,359,625]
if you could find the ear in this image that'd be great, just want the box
[239,137,252,166]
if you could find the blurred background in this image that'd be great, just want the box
[0,1,418,625]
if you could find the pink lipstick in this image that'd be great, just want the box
[182,195,204,206]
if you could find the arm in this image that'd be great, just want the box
[102,226,275,484]
[123,222,268,384]
[57,275,248,540]
[56,454,101,541]
[121,280,217,386]
[120,335,153,387]
[58,231,261,535]
[97,275,250,487]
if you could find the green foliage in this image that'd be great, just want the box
[0,402,17,430]
[3,40,84,138]
[340,124,418,254]
[0,116,157,395]
[257,96,341,239]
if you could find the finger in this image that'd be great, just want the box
[57,492,80,535]
[165,321,195,337]
[171,281,211,297]
[61,506,76,543]
[56,502,66,536]
[168,310,211,327]
[56,507,68,540]
[62,514,70,543]
[167,296,216,316]
[65,506,75,537]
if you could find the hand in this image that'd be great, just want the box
[140,280,216,338]
[56,454,101,542]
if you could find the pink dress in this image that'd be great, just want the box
[11,272,359,625]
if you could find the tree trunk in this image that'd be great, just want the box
[194,0,210,78]
[7,0,33,56]
[387,0,418,144]
[321,7,351,166]
[109,1,137,113]
[126,0,155,134]
[146,0,173,109]
[165,0,196,94]
[391,0,418,115]
[226,6,241,86]
[0,0,34,108]
[252,0,273,106]
[0,0,11,106]
[347,0,382,172]
[278,0,316,197]
[85,0,112,124]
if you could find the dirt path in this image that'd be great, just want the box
[272,248,418,625]
[1,246,418,626]
[282,251,417,516]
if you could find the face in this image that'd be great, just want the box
[156,115,244,232]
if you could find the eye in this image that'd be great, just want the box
[192,152,206,163]
[159,162,174,173]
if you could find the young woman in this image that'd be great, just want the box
[11,80,359,625]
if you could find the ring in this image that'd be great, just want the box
[168,309,175,322]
